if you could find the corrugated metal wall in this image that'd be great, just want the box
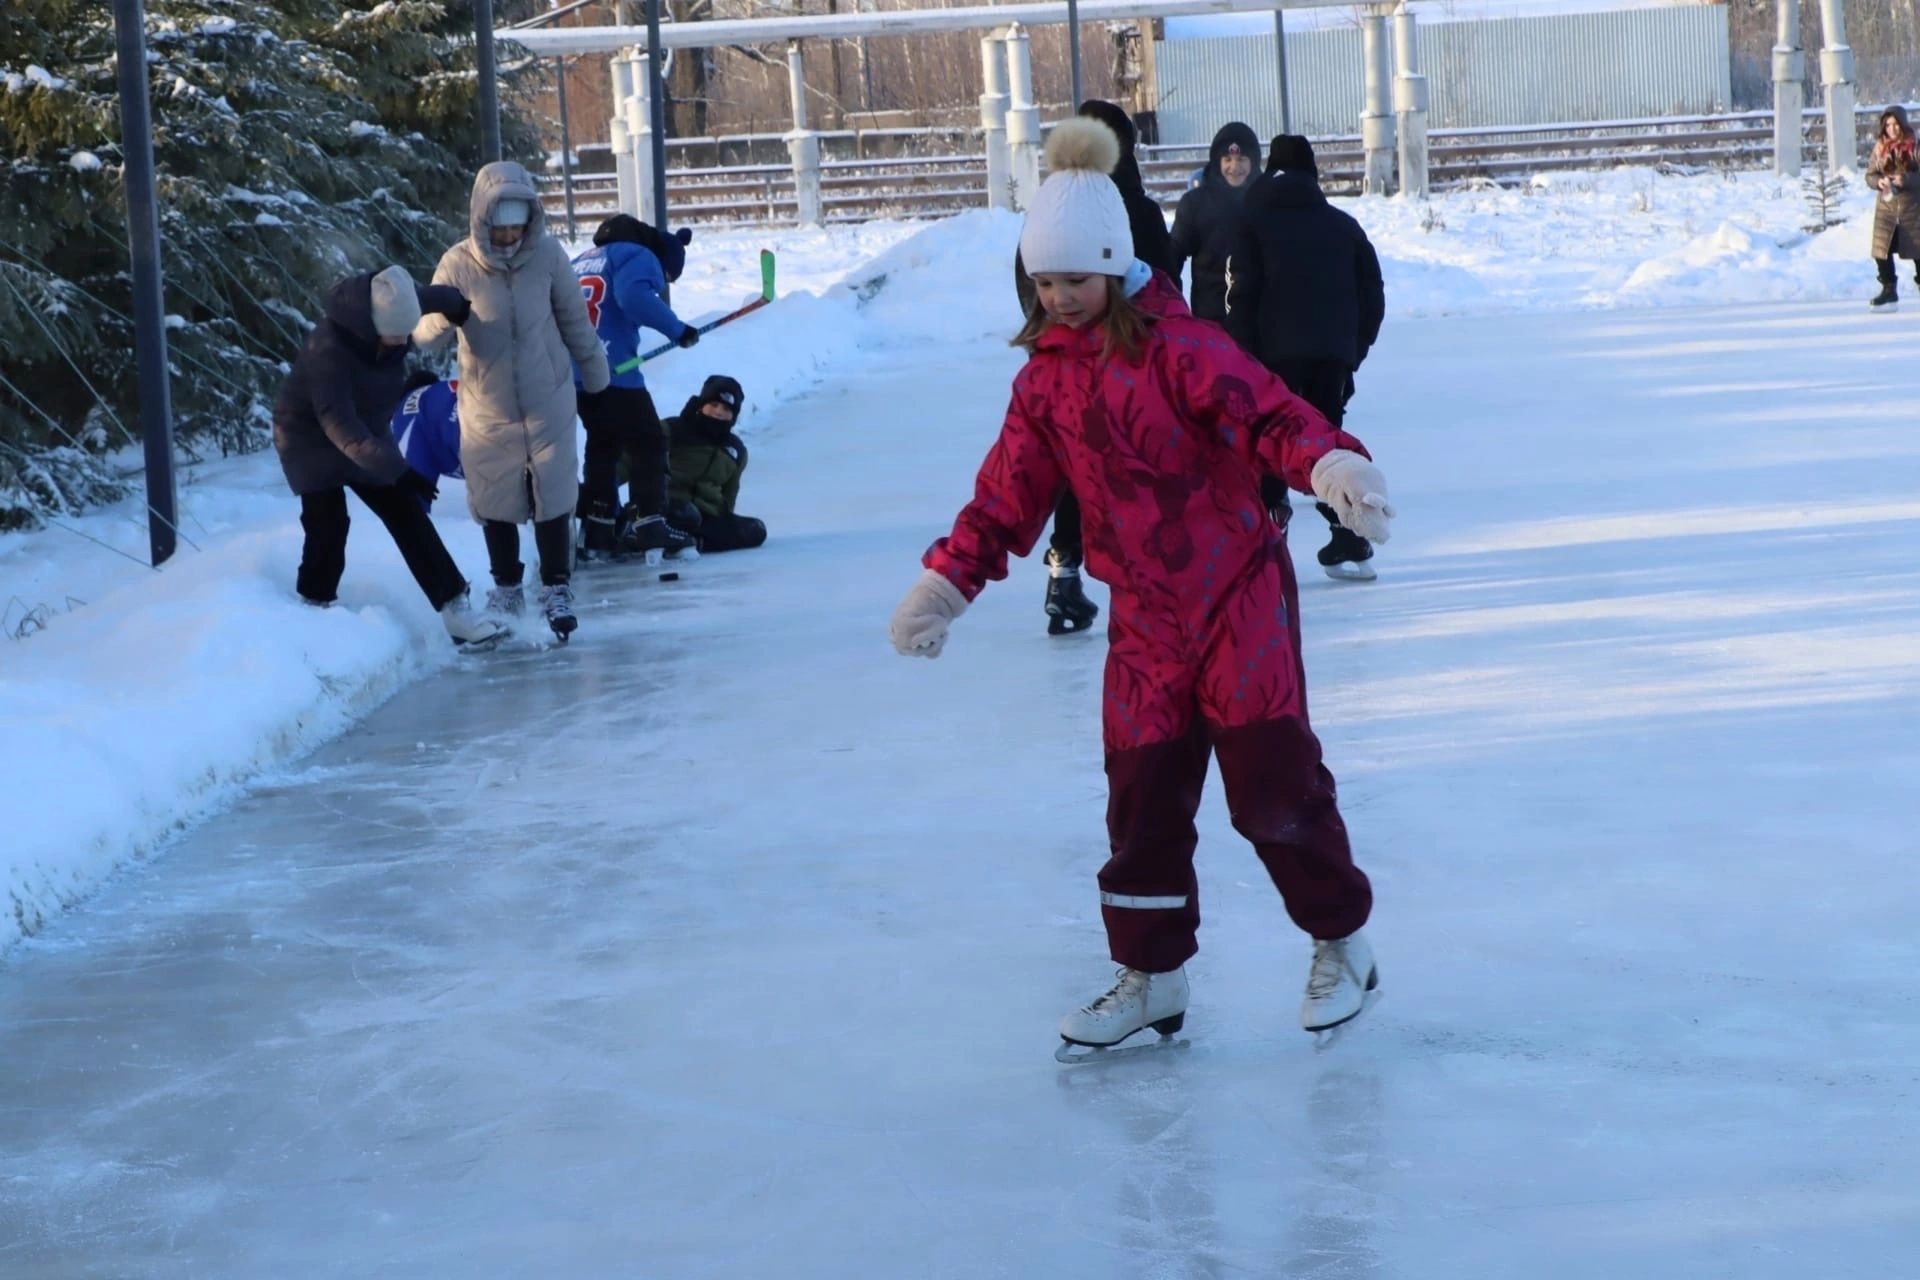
[1155,6,1732,145]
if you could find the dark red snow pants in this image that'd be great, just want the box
[1097,547,1371,974]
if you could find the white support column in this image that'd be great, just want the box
[1818,0,1857,170]
[980,33,1012,211]
[1392,1,1428,199]
[1360,4,1395,196]
[1774,0,1805,176]
[1004,23,1042,210]
[785,40,823,226]
[610,50,637,214]
[624,49,658,223]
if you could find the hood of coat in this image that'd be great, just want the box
[1077,99,1145,195]
[468,161,547,271]
[323,271,402,363]
[1206,121,1260,192]
[1246,167,1328,213]
[1031,272,1189,357]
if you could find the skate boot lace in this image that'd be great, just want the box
[544,584,574,615]
[1086,967,1146,1013]
[1307,941,1352,998]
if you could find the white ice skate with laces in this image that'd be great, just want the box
[1301,929,1379,1039]
[1056,966,1190,1064]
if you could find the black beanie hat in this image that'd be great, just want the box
[593,215,694,280]
[1266,134,1318,177]
[699,374,744,414]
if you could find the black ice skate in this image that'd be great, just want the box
[1318,526,1378,583]
[1044,548,1099,635]
[539,582,577,643]
[1871,281,1899,311]
[577,501,624,566]
[621,512,700,568]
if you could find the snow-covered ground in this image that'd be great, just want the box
[0,168,1896,954]
[5,255,1920,1272]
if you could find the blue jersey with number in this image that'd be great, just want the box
[389,379,463,508]
[570,240,687,390]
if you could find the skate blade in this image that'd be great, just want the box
[454,632,507,653]
[1872,301,1900,312]
[1322,561,1378,583]
[1055,1033,1190,1065]
[1046,612,1099,635]
[1309,986,1384,1052]
[641,548,665,568]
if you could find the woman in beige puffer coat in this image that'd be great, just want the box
[415,160,611,640]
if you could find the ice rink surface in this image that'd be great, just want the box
[4,303,1919,1278]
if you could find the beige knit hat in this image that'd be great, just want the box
[369,265,421,338]
[1018,118,1134,278]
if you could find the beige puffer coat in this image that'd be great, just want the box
[415,161,610,524]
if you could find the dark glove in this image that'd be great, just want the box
[395,468,439,504]
[446,294,473,326]
[676,325,700,349]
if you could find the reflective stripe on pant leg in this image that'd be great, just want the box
[1100,715,1210,973]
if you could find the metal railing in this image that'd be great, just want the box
[542,106,1875,228]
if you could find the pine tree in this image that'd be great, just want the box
[0,0,544,530]
[1802,161,1851,235]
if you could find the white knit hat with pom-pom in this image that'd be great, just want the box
[1018,117,1134,277]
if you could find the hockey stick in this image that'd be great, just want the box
[614,249,776,375]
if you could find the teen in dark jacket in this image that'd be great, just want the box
[1014,100,1175,314]
[1225,135,1386,581]
[271,267,504,645]
[1168,120,1260,322]
[665,375,766,552]
[1012,102,1178,635]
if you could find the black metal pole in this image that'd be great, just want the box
[1274,10,1291,135]
[555,57,578,241]
[645,0,669,243]
[111,0,178,567]
[476,0,502,162]
[1067,0,1083,108]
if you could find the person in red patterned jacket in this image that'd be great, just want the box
[888,118,1397,1056]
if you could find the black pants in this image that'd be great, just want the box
[1048,490,1084,563]
[1268,357,1355,534]
[698,513,767,553]
[298,483,467,610]
[580,385,669,524]
[484,515,573,587]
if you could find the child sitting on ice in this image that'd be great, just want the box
[664,375,766,553]
[887,117,1395,1055]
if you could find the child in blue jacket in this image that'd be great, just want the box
[390,373,464,505]
[571,215,699,561]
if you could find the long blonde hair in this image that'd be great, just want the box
[1012,276,1152,363]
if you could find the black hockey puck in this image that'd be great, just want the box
[658,571,680,582]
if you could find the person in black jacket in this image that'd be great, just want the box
[1225,135,1386,580]
[1168,121,1260,322]
[271,266,506,646]
[1012,101,1177,635]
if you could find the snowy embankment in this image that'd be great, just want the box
[0,164,1889,954]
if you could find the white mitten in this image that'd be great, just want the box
[1310,449,1395,545]
[889,569,970,658]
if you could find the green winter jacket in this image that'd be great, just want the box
[666,396,747,518]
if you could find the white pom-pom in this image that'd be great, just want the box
[1044,116,1121,176]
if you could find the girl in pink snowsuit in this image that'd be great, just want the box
[889,118,1397,1053]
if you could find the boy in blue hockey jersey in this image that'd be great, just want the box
[571,214,699,561]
